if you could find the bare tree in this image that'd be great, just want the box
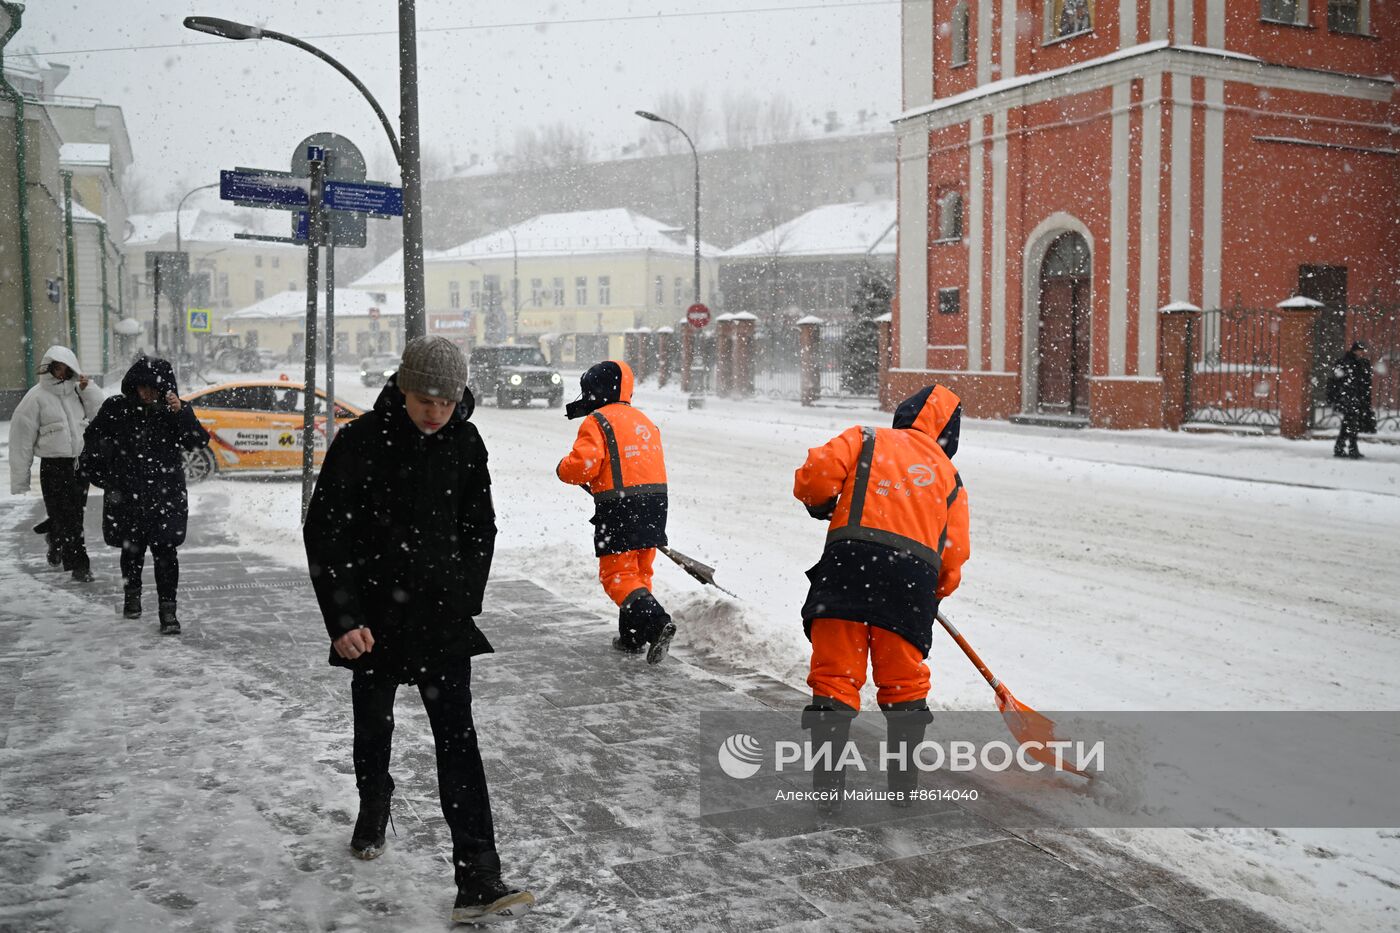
[507,122,595,172]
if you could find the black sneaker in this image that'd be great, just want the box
[158,601,180,636]
[350,797,392,860]
[646,621,678,666]
[452,874,534,924]
[1349,449,1365,460]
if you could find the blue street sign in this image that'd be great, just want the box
[323,180,403,217]
[220,169,308,210]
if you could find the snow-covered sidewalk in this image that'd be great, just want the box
[0,489,1294,932]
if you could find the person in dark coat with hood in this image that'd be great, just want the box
[79,356,209,633]
[303,336,533,925]
[791,384,970,811]
[1327,341,1375,459]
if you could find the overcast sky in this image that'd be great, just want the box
[18,0,900,206]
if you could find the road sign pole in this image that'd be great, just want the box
[300,152,325,523]
[325,236,337,443]
[152,261,161,355]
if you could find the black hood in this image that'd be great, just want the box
[121,355,178,401]
[565,360,630,419]
[373,375,476,428]
[891,384,962,459]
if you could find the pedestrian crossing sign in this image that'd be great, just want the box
[187,308,212,333]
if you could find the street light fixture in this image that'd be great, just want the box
[637,109,704,401]
[183,10,427,341]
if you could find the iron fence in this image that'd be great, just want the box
[1185,307,1282,428]
[1310,302,1399,434]
[751,317,879,400]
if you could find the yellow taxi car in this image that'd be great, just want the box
[182,379,363,482]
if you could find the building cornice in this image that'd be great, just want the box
[894,43,1395,133]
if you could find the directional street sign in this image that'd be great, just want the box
[220,169,309,210]
[323,180,403,217]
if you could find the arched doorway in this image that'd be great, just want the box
[1036,232,1091,415]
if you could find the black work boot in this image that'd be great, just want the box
[616,591,677,664]
[801,698,858,815]
[123,586,142,619]
[453,856,534,924]
[158,600,180,635]
[350,795,393,860]
[882,701,934,807]
[612,602,645,654]
[46,545,62,568]
[71,560,94,583]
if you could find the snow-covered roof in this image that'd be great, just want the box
[60,143,111,167]
[224,288,405,321]
[70,202,103,224]
[125,208,300,249]
[432,208,719,263]
[349,249,424,290]
[723,201,897,259]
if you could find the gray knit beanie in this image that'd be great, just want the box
[397,336,469,401]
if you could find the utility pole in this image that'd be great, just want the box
[300,151,326,521]
[398,0,425,340]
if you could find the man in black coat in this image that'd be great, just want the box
[1328,341,1375,459]
[303,336,533,925]
[79,356,210,633]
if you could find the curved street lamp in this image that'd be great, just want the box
[183,13,425,342]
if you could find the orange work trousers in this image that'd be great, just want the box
[599,548,657,605]
[807,617,930,711]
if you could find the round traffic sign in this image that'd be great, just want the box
[686,303,711,328]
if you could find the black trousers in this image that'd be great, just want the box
[120,541,179,601]
[39,458,90,573]
[350,665,499,876]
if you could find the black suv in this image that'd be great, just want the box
[359,353,401,387]
[469,345,564,408]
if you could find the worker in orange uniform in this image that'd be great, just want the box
[558,360,677,664]
[792,384,969,811]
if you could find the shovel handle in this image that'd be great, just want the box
[936,611,1001,690]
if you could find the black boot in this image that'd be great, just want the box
[882,701,934,807]
[616,591,677,664]
[70,560,94,583]
[46,545,62,568]
[1349,445,1365,460]
[350,794,393,860]
[158,600,180,635]
[123,586,142,619]
[452,857,534,924]
[612,603,645,654]
[801,698,857,815]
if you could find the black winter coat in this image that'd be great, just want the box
[303,378,496,683]
[79,357,210,549]
[1327,352,1376,430]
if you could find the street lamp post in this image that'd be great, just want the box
[636,109,704,402]
[183,13,425,340]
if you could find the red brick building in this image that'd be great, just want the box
[889,0,1398,428]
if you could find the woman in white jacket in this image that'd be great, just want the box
[9,346,105,581]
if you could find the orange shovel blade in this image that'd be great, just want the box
[994,685,1090,779]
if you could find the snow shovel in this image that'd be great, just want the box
[936,610,1091,779]
[660,546,740,599]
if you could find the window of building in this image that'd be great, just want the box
[245,330,258,348]
[1045,0,1093,42]
[449,280,461,309]
[1328,0,1367,33]
[674,277,685,306]
[531,278,544,306]
[1261,0,1307,26]
[654,275,665,304]
[272,256,280,269]
[576,276,588,305]
[254,280,265,301]
[470,281,481,309]
[938,287,961,315]
[599,276,611,306]
[937,189,964,242]
[218,273,229,298]
[826,277,848,309]
[254,255,263,268]
[951,1,970,66]
[553,277,565,305]
[288,282,295,292]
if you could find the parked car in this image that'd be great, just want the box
[181,379,363,482]
[359,353,401,387]
[469,345,564,408]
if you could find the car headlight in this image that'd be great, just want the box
[550,373,562,385]
[509,374,523,386]
[382,370,394,377]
